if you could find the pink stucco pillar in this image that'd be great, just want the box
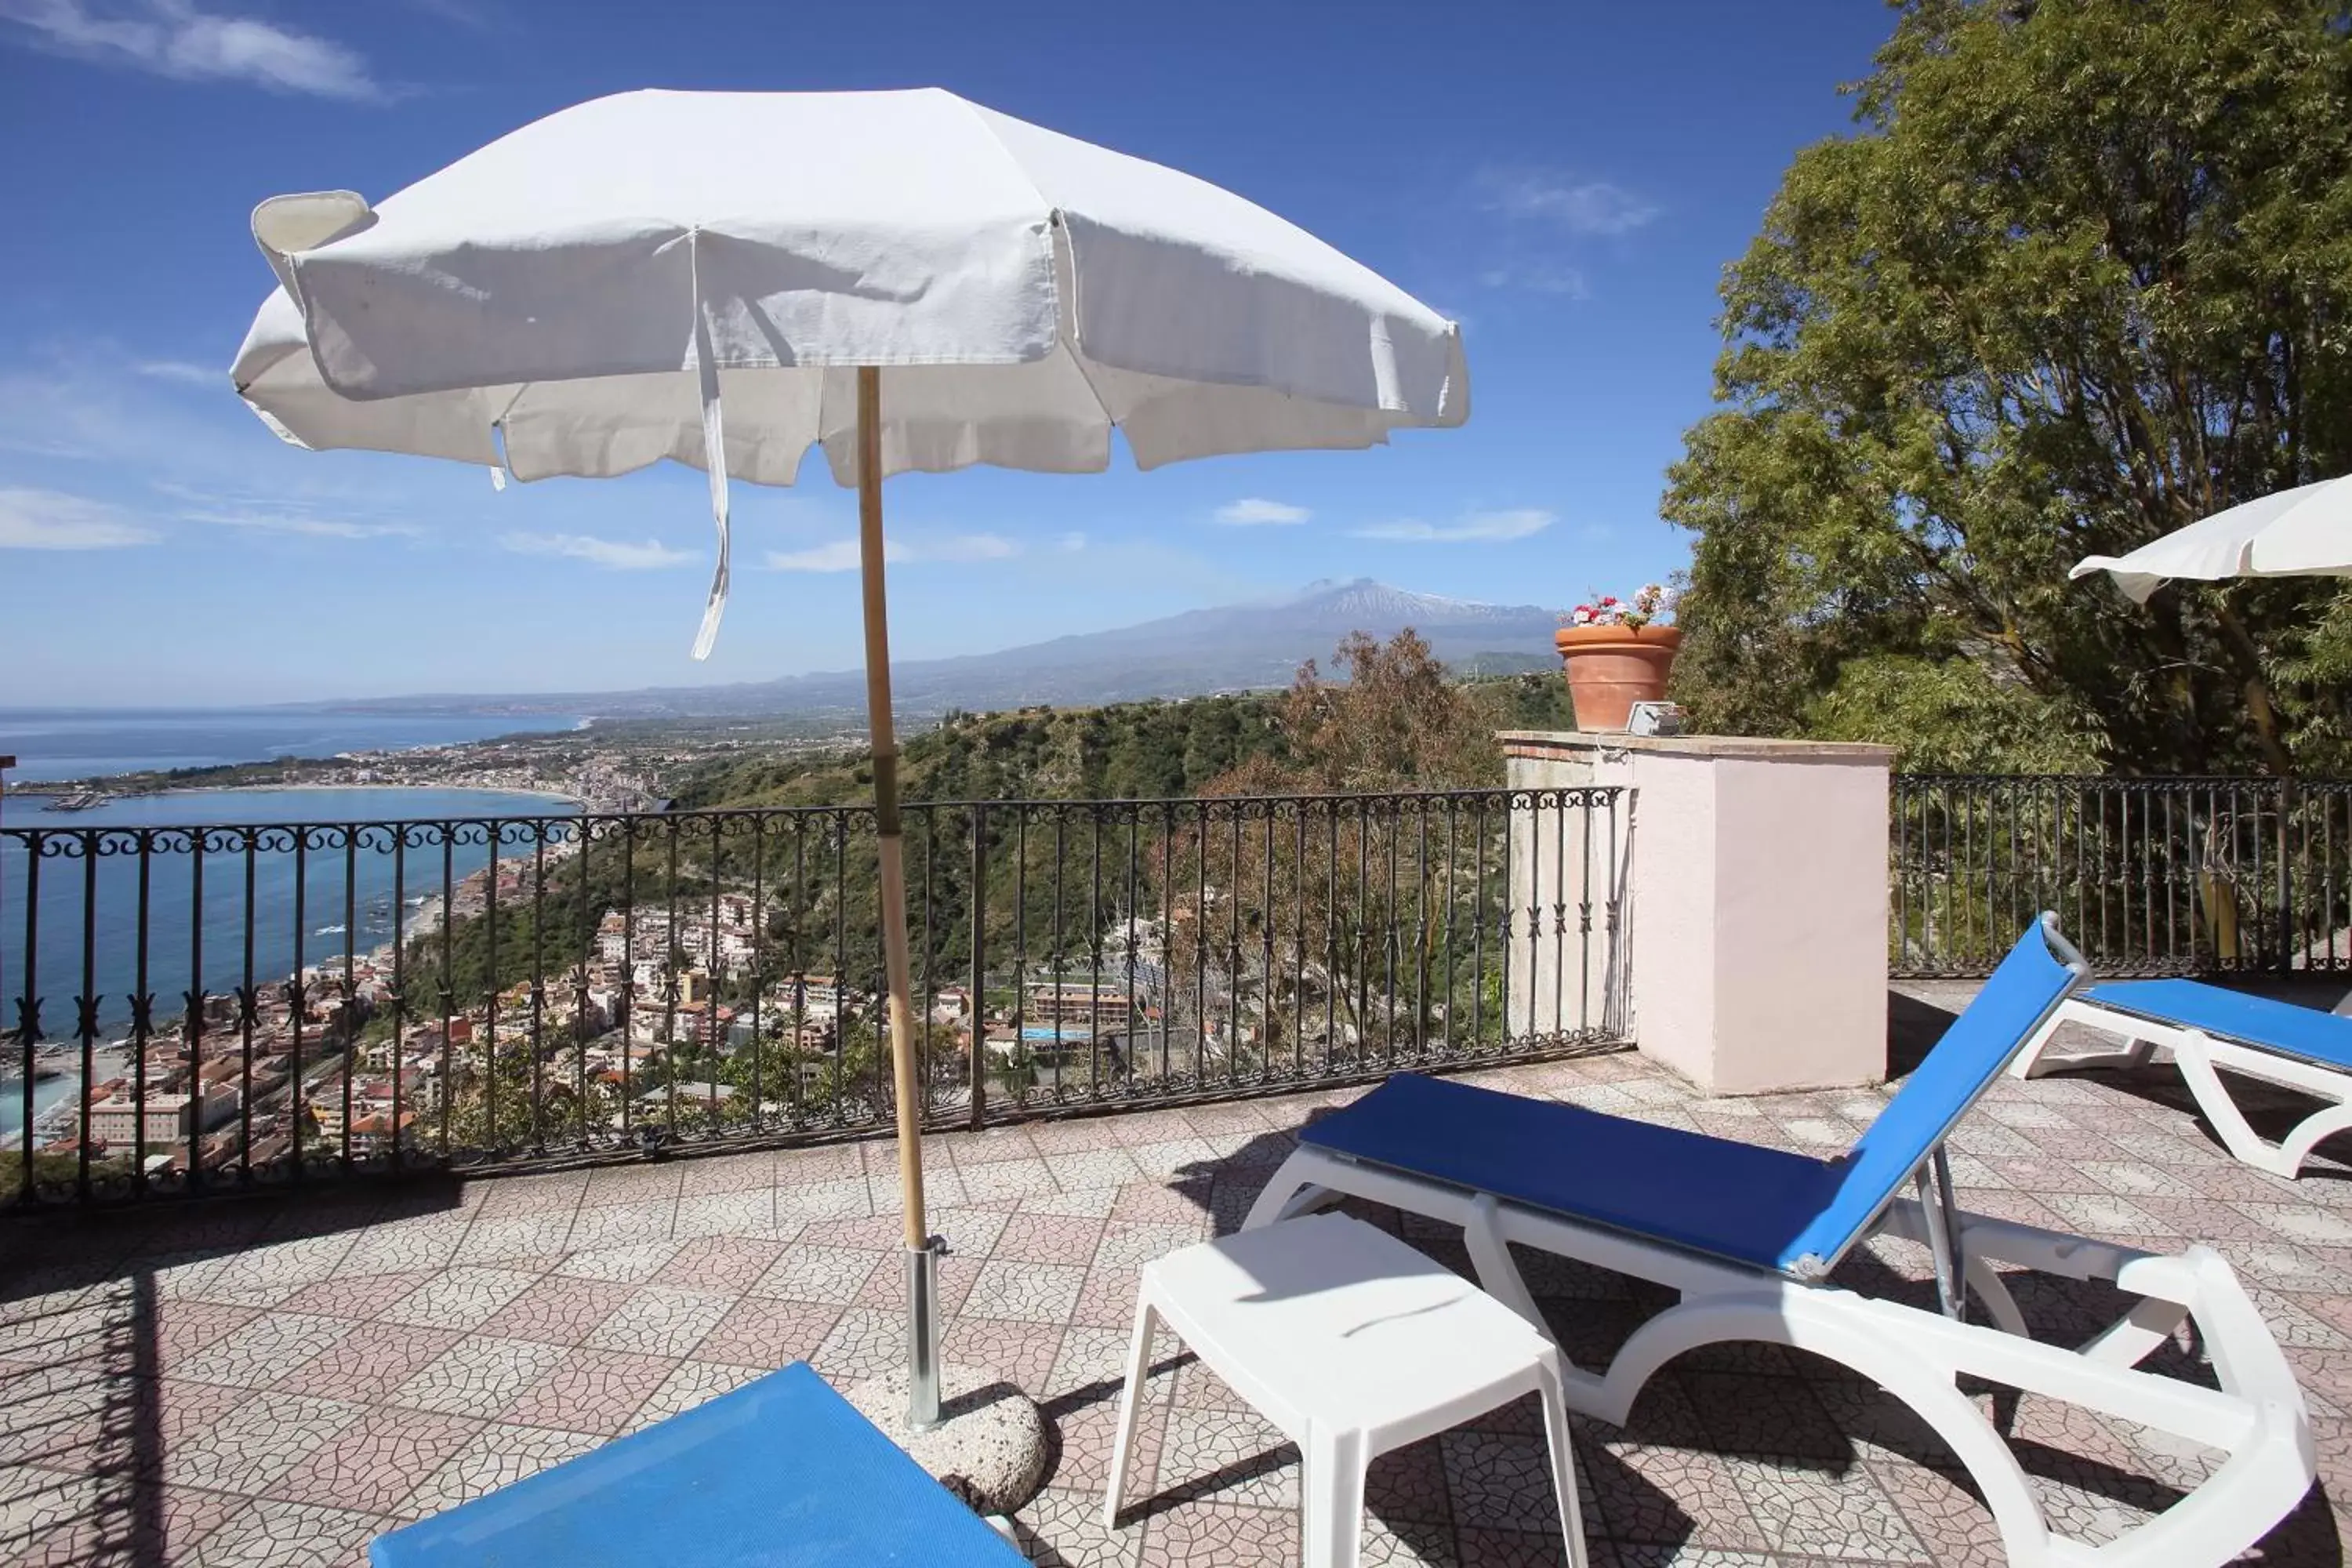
[1502,731,1895,1094]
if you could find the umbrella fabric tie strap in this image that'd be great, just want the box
[689,228,731,661]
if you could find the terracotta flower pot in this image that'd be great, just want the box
[1555,624,1682,732]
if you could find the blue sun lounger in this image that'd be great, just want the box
[369,1362,1025,1568]
[2012,976,2352,1178]
[1245,916,2314,1568]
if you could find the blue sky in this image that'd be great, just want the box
[0,0,1890,705]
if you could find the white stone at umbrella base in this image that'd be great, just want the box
[845,1363,1049,1518]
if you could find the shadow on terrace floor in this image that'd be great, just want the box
[1891,986,2343,1557]
[0,1178,464,1566]
[2,1030,2343,1565]
[1893,983,2352,1184]
[1158,1084,2340,1566]
[1000,1105,1679,1564]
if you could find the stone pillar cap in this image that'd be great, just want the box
[1498,730,1894,765]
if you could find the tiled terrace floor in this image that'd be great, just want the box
[5,1000,2352,1566]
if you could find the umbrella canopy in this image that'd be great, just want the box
[233,86,1468,654]
[230,87,1468,1432]
[2071,475,2352,603]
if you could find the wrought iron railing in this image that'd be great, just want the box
[1892,775,2352,978]
[1,787,1626,1205]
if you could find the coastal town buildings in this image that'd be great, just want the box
[27,833,1198,1181]
[82,1080,236,1152]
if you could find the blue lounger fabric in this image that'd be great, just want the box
[2084,978,2352,1071]
[370,1361,1025,1567]
[1302,1073,1846,1270]
[1301,917,2081,1276]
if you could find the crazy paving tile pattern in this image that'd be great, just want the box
[5,988,2352,1566]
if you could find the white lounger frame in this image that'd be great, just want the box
[2012,996,2352,1178]
[1245,1148,2314,1568]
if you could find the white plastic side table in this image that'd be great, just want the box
[1104,1211,1587,1568]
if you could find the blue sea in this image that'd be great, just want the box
[0,788,583,1130]
[0,706,586,783]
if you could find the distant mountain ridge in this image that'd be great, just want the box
[336,579,1564,720]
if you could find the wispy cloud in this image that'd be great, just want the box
[2,368,441,542]
[153,481,421,540]
[1056,531,1088,553]
[1475,262,1588,299]
[0,350,270,470]
[0,363,165,462]
[764,532,1018,573]
[502,532,695,570]
[1353,509,1555,544]
[1214,497,1312,526]
[187,507,419,539]
[0,487,158,550]
[767,538,894,574]
[0,0,383,100]
[923,532,1018,562]
[1480,170,1660,236]
[132,358,220,387]
[397,0,499,28]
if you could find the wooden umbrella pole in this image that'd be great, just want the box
[856,366,927,1254]
[856,367,940,1425]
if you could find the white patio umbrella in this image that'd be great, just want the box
[230,88,1468,1432]
[2074,477,2352,1001]
[2071,475,2352,601]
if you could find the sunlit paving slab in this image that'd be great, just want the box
[4,1015,2350,1567]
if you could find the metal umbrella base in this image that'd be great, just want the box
[844,1240,1048,1518]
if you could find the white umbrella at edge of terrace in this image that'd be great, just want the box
[2071,474,2352,602]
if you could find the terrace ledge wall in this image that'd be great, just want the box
[1501,730,1894,1094]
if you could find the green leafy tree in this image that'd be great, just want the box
[1166,632,1519,1069]
[1226,630,1508,795]
[1666,0,2352,775]
[443,1033,619,1156]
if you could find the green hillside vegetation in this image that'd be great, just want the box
[669,660,1577,812]
[430,627,1548,1015]
[669,691,1278,810]
[413,633,1579,1146]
